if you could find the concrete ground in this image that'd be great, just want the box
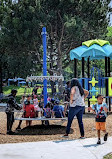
[0,137,112,159]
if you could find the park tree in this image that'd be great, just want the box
[0,0,111,94]
[107,26,112,43]
[0,0,42,89]
[105,26,112,72]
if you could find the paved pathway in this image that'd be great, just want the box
[0,137,112,159]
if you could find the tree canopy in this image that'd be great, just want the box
[0,0,111,93]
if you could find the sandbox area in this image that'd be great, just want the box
[0,111,112,144]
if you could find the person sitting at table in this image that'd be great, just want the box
[52,100,65,118]
[33,95,39,117]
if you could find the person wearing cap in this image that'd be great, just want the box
[5,89,22,135]
[53,100,65,118]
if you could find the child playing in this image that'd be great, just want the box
[16,95,35,130]
[37,96,44,117]
[44,102,52,118]
[23,95,35,126]
[20,95,27,107]
[89,94,108,144]
[33,95,39,117]
[53,100,65,118]
[16,95,26,131]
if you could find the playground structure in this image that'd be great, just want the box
[15,27,66,123]
[26,75,64,99]
[15,33,112,125]
[89,77,98,104]
[70,39,112,111]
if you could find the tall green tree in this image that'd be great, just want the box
[0,0,111,93]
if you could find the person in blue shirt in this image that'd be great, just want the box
[53,100,65,118]
[89,94,108,144]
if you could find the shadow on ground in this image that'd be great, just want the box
[53,139,76,143]
[83,143,104,148]
[14,125,73,135]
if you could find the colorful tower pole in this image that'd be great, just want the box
[42,27,47,107]
[89,77,98,104]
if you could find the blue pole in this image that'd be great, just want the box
[42,27,47,108]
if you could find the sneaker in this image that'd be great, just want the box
[61,134,69,138]
[97,139,101,144]
[104,133,108,141]
[79,136,85,139]
[16,127,21,131]
[7,131,15,135]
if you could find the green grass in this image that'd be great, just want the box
[3,85,52,103]
[104,153,112,159]
[3,86,28,95]
[3,85,52,95]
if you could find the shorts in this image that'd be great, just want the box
[96,122,106,131]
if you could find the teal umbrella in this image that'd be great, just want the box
[81,44,107,60]
[102,44,112,59]
[70,45,88,60]
[70,44,107,60]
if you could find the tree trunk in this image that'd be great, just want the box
[0,63,3,94]
[57,56,63,95]
[50,81,56,96]
[49,36,56,96]
[50,62,55,96]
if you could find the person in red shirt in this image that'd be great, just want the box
[23,95,35,127]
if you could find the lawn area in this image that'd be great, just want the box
[3,85,52,95]
[3,86,31,95]
[3,85,52,103]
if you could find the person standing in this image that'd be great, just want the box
[5,89,21,135]
[32,86,39,95]
[89,94,108,144]
[63,78,89,138]
[64,81,71,102]
[64,81,71,116]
